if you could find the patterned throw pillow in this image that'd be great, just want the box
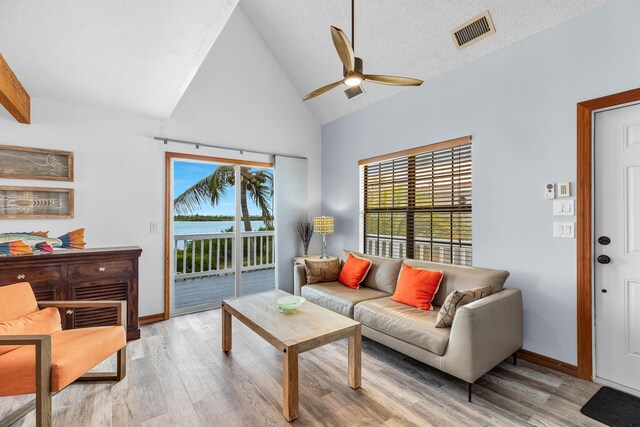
[304,258,341,284]
[435,286,493,328]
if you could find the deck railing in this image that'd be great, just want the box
[365,236,472,266]
[174,231,275,280]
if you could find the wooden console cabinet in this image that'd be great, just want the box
[0,246,142,340]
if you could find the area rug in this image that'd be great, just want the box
[580,386,640,426]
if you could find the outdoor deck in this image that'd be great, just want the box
[175,268,275,311]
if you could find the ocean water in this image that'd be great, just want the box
[173,220,267,235]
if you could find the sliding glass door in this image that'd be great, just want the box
[238,166,276,297]
[170,157,275,315]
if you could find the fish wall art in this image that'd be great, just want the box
[0,229,85,255]
[0,145,73,181]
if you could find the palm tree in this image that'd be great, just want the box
[174,166,273,231]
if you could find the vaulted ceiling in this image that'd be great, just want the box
[0,1,612,124]
[0,0,238,119]
[240,0,612,124]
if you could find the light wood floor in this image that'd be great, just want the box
[1,308,604,426]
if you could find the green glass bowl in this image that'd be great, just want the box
[277,295,306,313]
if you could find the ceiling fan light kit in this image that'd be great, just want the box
[344,75,362,87]
[303,0,423,101]
[344,84,364,100]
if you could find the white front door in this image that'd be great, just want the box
[594,102,640,395]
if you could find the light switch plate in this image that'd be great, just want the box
[553,199,575,216]
[554,221,575,238]
[150,222,159,233]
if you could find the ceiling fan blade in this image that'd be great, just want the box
[303,80,344,101]
[363,74,423,86]
[330,26,355,72]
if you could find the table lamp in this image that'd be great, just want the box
[313,216,334,259]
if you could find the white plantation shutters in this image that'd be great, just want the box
[359,137,472,266]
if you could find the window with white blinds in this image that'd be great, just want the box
[359,137,472,266]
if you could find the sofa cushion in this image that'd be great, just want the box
[0,307,62,356]
[435,285,492,328]
[304,258,341,284]
[391,264,443,311]
[0,325,126,396]
[402,260,510,307]
[338,253,372,289]
[0,282,39,322]
[354,297,450,356]
[341,250,403,294]
[301,281,389,318]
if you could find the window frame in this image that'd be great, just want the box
[358,136,472,265]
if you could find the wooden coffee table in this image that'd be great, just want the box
[221,290,362,421]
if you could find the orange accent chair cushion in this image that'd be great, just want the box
[391,264,444,310]
[0,282,39,322]
[0,307,62,356]
[338,253,372,289]
[0,325,126,396]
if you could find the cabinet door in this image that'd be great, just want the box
[31,282,68,329]
[30,282,65,302]
[67,279,130,329]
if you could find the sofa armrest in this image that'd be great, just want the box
[39,300,127,328]
[442,288,523,383]
[293,264,307,296]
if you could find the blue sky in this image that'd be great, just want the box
[173,161,267,216]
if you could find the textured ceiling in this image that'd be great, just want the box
[0,0,238,118]
[240,0,612,124]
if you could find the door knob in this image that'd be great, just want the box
[601,289,608,293]
[597,255,611,264]
[598,236,611,245]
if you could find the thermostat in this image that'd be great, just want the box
[557,182,570,198]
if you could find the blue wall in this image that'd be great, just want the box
[321,0,640,364]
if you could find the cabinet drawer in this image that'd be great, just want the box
[0,266,62,286]
[68,260,134,279]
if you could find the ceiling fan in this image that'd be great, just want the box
[303,0,423,101]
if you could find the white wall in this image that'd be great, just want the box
[321,0,640,364]
[161,6,322,220]
[0,100,168,316]
[0,6,321,316]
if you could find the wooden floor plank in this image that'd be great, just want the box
[0,307,605,426]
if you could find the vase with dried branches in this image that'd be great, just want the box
[296,219,314,257]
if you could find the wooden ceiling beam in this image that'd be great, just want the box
[0,53,30,124]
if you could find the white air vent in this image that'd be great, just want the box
[451,11,495,49]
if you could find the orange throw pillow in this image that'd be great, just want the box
[0,307,62,355]
[392,264,444,310]
[338,253,372,289]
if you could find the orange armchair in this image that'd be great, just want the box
[0,282,127,427]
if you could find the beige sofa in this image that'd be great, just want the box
[294,251,523,401]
